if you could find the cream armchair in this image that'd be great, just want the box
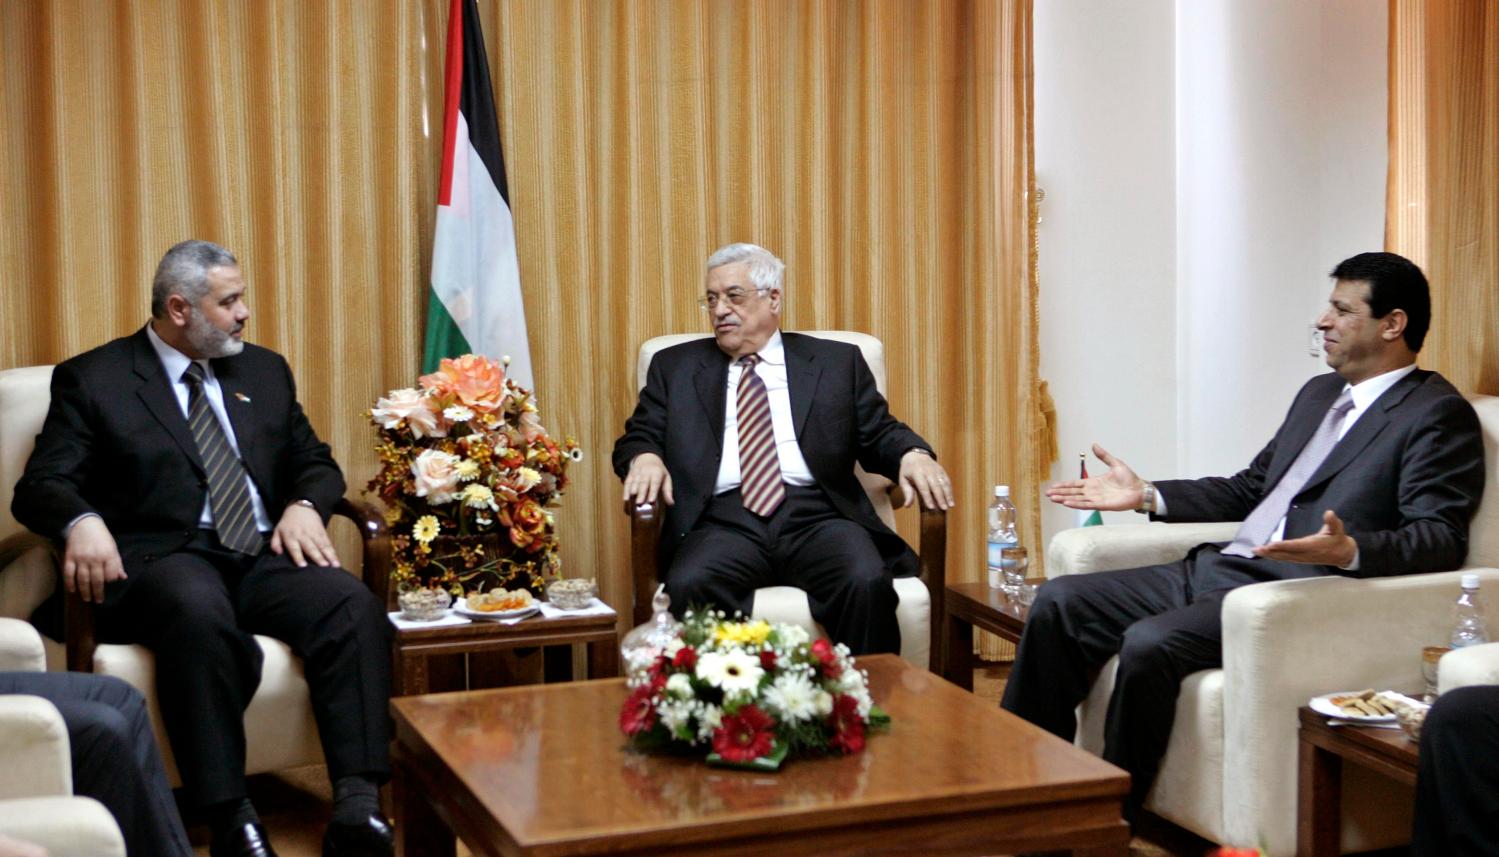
[0,617,126,857]
[0,365,390,789]
[627,332,947,669]
[1045,394,1499,857]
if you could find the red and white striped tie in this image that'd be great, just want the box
[736,354,785,516]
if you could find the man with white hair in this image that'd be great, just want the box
[614,242,953,654]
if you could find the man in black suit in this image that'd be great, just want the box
[1411,683,1499,856]
[613,242,953,655]
[1003,251,1485,819]
[13,241,394,857]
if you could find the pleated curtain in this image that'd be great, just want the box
[0,0,1041,659]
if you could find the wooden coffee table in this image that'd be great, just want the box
[942,579,1043,691]
[1296,705,1420,857]
[391,654,1129,856]
[391,610,620,696]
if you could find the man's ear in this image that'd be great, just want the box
[164,294,194,328]
[1381,308,1408,342]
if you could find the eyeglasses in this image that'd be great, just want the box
[699,287,769,312]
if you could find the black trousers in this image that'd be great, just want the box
[0,670,192,857]
[98,530,393,808]
[665,485,901,655]
[1412,684,1499,856]
[1000,545,1327,817]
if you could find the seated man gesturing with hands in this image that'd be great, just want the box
[1002,252,1485,821]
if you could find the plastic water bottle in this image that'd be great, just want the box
[1451,573,1490,649]
[987,485,1018,589]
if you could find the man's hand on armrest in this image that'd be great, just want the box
[623,453,674,510]
[897,449,953,511]
[1045,443,1148,512]
[1253,509,1359,568]
[63,515,125,604]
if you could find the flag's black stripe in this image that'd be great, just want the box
[460,0,510,205]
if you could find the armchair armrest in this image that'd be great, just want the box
[0,618,45,673]
[1045,521,1239,578]
[1216,568,1498,852]
[0,796,126,857]
[1438,641,1499,693]
[0,695,72,799]
[629,502,664,627]
[888,485,948,671]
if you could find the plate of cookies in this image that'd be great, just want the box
[455,589,540,621]
[1309,688,1423,723]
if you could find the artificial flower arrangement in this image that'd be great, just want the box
[366,354,580,594]
[619,609,891,769]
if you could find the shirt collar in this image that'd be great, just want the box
[145,323,210,384]
[1345,362,1418,412]
[754,330,786,366]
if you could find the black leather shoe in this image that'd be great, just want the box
[322,812,395,857]
[210,821,279,857]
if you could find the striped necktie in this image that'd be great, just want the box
[182,363,263,555]
[735,354,785,517]
[1222,389,1355,558]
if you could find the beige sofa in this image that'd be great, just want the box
[0,617,126,857]
[1045,394,1498,856]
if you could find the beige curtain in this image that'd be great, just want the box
[1387,0,1499,395]
[1,1,1040,653]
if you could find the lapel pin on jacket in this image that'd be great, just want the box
[234,392,251,403]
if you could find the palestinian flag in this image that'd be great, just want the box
[423,0,534,388]
[1078,453,1103,527]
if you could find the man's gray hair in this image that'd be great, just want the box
[151,240,238,318]
[705,242,785,293]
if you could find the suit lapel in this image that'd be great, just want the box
[693,347,730,452]
[1264,380,1342,490]
[1300,369,1424,493]
[783,333,820,437]
[130,329,205,475]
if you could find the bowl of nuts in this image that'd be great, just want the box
[1396,701,1429,743]
[546,577,598,611]
[397,586,452,622]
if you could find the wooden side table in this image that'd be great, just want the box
[1296,705,1419,857]
[942,579,1041,691]
[392,610,620,696]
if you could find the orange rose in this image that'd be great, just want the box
[419,355,507,413]
[513,499,546,533]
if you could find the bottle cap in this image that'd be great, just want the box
[1462,573,1480,590]
[995,485,1010,498]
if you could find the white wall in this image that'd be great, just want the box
[1035,0,1387,552]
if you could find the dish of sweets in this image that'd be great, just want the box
[1309,688,1424,723]
[454,589,539,621]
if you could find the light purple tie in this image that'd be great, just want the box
[1222,389,1355,557]
[735,355,785,517]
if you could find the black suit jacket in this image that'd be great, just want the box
[612,332,931,577]
[13,327,345,603]
[1154,369,1484,578]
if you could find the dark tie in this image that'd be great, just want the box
[735,354,785,517]
[182,364,263,555]
[1222,389,1355,557]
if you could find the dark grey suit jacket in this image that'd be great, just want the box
[13,327,345,604]
[612,332,931,577]
[1155,369,1484,578]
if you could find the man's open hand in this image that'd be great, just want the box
[271,503,339,568]
[1254,509,1358,567]
[623,452,674,510]
[1045,443,1146,512]
[63,515,125,604]
[898,450,954,511]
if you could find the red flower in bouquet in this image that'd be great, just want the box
[828,693,866,754]
[1210,850,1262,857]
[713,705,776,762]
[672,646,698,670]
[810,638,842,679]
[759,649,777,670]
[619,686,658,736]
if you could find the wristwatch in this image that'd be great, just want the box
[292,498,317,511]
[1135,481,1156,515]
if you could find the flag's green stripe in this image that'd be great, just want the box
[1084,510,1104,527]
[421,291,473,373]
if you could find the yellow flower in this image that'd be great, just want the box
[455,459,481,481]
[383,506,403,526]
[713,620,773,647]
[462,483,498,510]
[413,515,440,544]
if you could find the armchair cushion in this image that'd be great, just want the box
[0,617,45,673]
[0,695,72,799]
[1045,521,1239,578]
[0,796,125,857]
[1438,640,1499,693]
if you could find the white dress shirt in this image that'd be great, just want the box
[714,331,816,495]
[146,325,273,532]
